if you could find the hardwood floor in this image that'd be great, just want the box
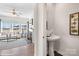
[0,43,34,56]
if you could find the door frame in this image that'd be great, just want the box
[33,3,47,56]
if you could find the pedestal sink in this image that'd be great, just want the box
[47,34,60,41]
[47,34,60,56]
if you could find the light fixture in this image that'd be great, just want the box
[8,8,23,17]
[11,8,16,15]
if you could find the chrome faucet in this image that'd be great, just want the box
[47,31,53,37]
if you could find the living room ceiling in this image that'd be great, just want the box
[0,3,35,18]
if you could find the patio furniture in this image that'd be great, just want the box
[0,33,7,40]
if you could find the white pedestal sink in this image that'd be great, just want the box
[47,34,60,56]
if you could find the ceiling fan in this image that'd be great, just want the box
[9,8,23,16]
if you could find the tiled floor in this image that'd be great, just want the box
[54,51,63,56]
[47,51,63,56]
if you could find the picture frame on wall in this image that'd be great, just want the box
[70,12,79,35]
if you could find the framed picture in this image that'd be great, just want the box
[70,12,79,35]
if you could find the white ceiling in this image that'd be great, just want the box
[0,3,35,18]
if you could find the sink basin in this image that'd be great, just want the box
[47,34,60,41]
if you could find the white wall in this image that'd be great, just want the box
[53,3,79,56]
[0,15,28,24]
[47,3,55,31]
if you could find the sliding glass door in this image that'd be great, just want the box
[0,16,33,42]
